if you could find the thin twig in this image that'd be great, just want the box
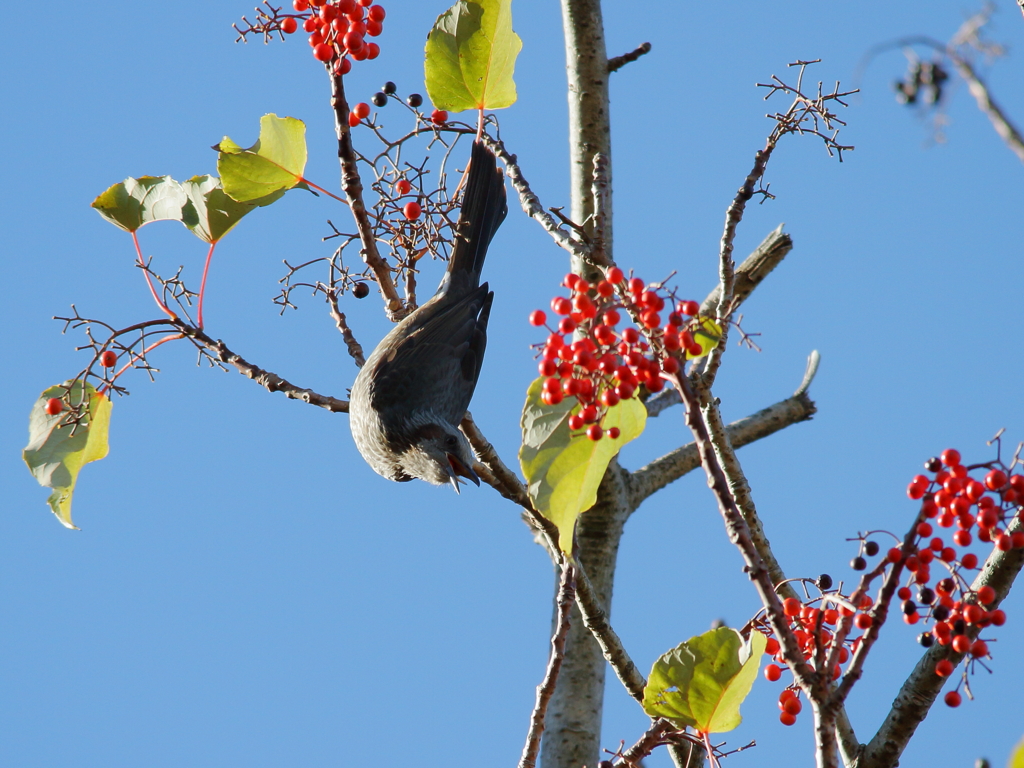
[518,563,577,768]
[608,42,652,73]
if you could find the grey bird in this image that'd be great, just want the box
[348,140,507,492]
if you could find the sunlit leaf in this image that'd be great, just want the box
[216,114,308,202]
[1009,736,1024,768]
[643,627,766,734]
[519,378,645,553]
[686,317,723,360]
[180,175,283,243]
[425,0,521,112]
[91,175,190,233]
[23,381,113,530]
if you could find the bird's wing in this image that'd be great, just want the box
[367,284,493,427]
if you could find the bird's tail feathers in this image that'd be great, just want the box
[446,140,508,287]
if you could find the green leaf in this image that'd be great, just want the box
[1009,736,1024,768]
[687,317,723,360]
[425,0,522,112]
[23,381,113,530]
[180,175,283,244]
[91,175,190,233]
[519,378,645,553]
[216,114,308,203]
[643,627,766,734]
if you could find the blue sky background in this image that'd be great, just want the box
[3,1,1023,766]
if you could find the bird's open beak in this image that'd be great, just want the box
[447,453,481,493]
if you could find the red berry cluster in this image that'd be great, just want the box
[279,0,385,74]
[755,446,1020,721]
[760,582,860,726]
[529,268,706,440]
[901,448,1021,704]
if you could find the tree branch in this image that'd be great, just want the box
[952,56,1024,164]
[629,386,817,510]
[859,514,1024,768]
[607,42,652,73]
[181,324,349,412]
[519,563,577,768]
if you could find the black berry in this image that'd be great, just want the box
[864,541,880,557]
[383,81,397,94]
[918,632,934,648]
[353,282,370,299]
[851,556,867,571]
[925,457,942,473]
[817,574,833,591]
[372,92,387,107]
[407,93,423,108]
[918,587,935,605]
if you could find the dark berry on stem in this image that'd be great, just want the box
[407,93,423,107]
[918,632,934,648]
[383,81,397,94]
[925,457,942,473]
[864,540,880,557]
[353,282,369,299]
[372,92,387,107]
[932,604,950,621]
[817,574,833,591]
[851,556,867,571]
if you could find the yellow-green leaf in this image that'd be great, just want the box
[180,175,283,244]
[686,317,723,360]
[643,628,766,734]
[425,0,521,112]
[216,114,308,203]
[519,378,645,553]
[23,381,113,530]
[1009,736,1024,768]
[91,175,191,233]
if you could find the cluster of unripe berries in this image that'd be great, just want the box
[278,0,386,74]
[528,268,705,440]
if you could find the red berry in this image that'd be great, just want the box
[352,102,371,119]
[567,414,584,431]
[934,659,954,677]
[303,17,319,32]
[293,0,309,9]
[430,108,448,125]
[779,711,797,726]
[944,690,962,707]
[990,609,1006,626]
[783,597,802,616]
[551,297,572,316]
[529,310,547,326]
[334,57,352,75]
[678,300,699,316]
[281,16,299,33]
[854,613,873,630]
[977,585,996,605]
[403,201,422,220]
[343,30,364,52]
[44,397,63,416]
[940,448,961,467]
[100,350,117,367]
[970,639,988,657]
[368,4,386,21]
[586,424,603,441]
[951,634,970,653]
[365,42,380,59]
[607,427,620,439]
[394,179,412,195]
[997,533,1013,551]
[764,664,782,682]
[606,267,624,283]
[628,277,645,295]
[764,637,780,655]
[985,469,1008,490]
[782,696,802,715]
[313,42,334,61]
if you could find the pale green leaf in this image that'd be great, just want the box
[180,175,283,243]
[519,378,645,553]
[643,628,766,734]
[216,114,308,202]
[91,175,190,233]
[23,381,113,530]
[425,0,522,112]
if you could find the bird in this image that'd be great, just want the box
[348,140,507,492]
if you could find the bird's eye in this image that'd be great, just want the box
[445,435,458,447]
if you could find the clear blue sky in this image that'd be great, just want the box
[3,1,1023,766]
